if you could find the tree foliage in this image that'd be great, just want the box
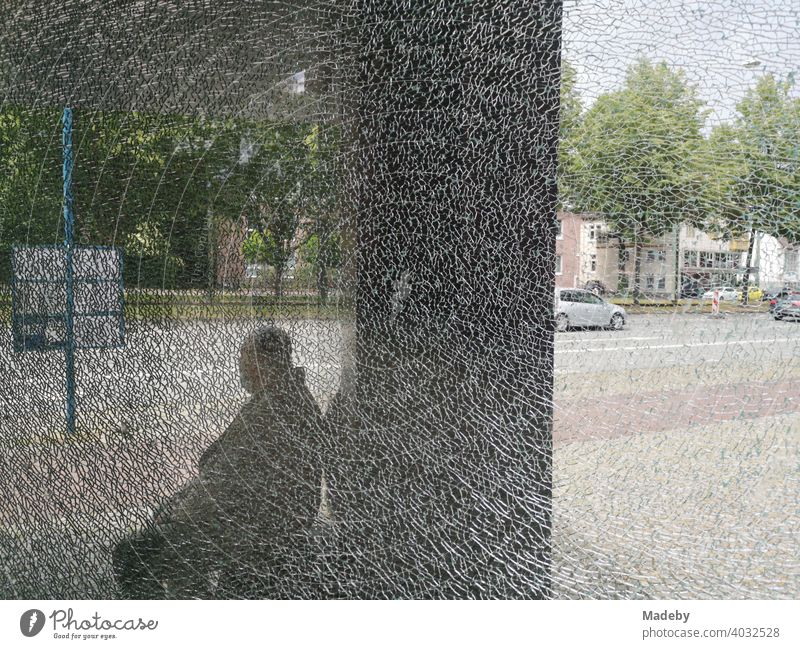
[0,107,62,284]
[566,59,708,238]
[4,61,796,299]
[557,59,583,207]
[564,59,709,299]
[0,104,337,292]
[728,74,800,242]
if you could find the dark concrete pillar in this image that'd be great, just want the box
[331,0,561,598]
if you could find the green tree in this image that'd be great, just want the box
[242,229,268,264]
[2,103,338,295]
[0,107,62,284]
[298,123,342,304]
[68,111,233,288]
[692,123,748,236]
[736,74,800,240]
[557,59,583,209]
[73,111,290,291]
[733,75,800,297]
[560,59,583,141]
[567,59,708,302]
[695,74,800,301]
[238,122,313,297]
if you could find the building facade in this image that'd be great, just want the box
[592,224,749,297]
[555,213,800,296]
[756,233,800,291]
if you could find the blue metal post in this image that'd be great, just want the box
[62,107,76,436]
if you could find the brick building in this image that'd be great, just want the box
[555,211,583,289]
[215,217,248,289]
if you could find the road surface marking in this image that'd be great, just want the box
[558,336,661,344]
[555,336,799,354]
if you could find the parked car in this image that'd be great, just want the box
[680,281,705,299]
[773,296,800,320]
[740,286,763,301]
[767,289,800,312]
[701,286,738,301]
[554,288,626,331]
[584,280,607,296]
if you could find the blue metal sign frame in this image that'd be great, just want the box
[9,108,126,436]
[11,245,126,353]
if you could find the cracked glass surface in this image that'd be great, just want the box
[0,0,798,599]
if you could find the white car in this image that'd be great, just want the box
[701,286,739,301]
[554,288,626,332]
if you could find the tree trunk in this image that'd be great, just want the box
[672,223,681,305]
[317,262,328,305]
[273,266,283,298]
[633,231,643,306]
[205,207,216,303]
[741,227,757,305]
[617,240,628,293]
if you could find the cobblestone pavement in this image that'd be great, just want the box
[552,412,800,598]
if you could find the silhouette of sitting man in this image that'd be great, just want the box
[113,325,325,599]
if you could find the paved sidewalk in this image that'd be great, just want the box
[555,377,800,444]
[551,412,800,598]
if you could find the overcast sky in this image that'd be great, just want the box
[563,0,800,126]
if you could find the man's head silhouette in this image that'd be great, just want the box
[239,325,294,394]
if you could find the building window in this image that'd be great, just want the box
[588,225,595,240]
[618,249,630,271]
[646,250,666,263]
[556,219,563,239]
[715,252,735,268]
[699,252,713,268]
[784,251,799,273]
[590,254,597,272]
[684,250,698,267]
[555,255,562,275]
[657,277,666,290]
[645,275,655,290]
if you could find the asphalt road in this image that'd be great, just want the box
[554,312,800,444]
[556,311,799,371]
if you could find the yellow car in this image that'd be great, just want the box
[736,287,764,301]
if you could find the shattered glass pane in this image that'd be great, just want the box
[0,0,797,599]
